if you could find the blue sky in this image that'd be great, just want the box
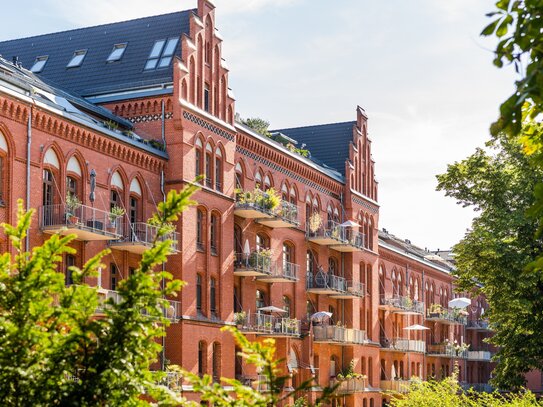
[0,0,515,250]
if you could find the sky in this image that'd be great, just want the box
[0,0,515,250]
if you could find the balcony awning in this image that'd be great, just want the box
[448,297,471,309]
[403,324,429,331]
[258,306,287,313]
[310,311,333,322]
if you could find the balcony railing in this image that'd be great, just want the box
[234,191,299,227]
[380,337,426,353]
[237,313,300,337]
[96,288,181,322]
[313,325,368,345]
[461,383,494,393]
[306,221,344,245]
[306,270,347,293]
[426,307,467,325]
[381,380,412,393]
[111,222,180,254]
[258,260,299,283]
[234,252,273,277]
[330,229,365,252]
[40,203,123,241]
[467,351,492,361]
[427,344,468,358]
[466,319,491,331]
[331,377,370,394]
[379,295,424,315]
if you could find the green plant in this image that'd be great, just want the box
[109,205,125,224]
[234,311,247,325]
[308,212,323,233]
[104,120,119,131]
[65,194,81,215]
[428,303,443,314]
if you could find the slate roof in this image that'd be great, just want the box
[272,121,355,176]
[0,10,193,97]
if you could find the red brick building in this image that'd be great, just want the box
[0,1,504,405]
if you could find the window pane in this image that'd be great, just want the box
[162,38,179,57]
[107,43,127,62]
[158,56,172,68]
[31,56,48,73]
[67,50,87,68]
[149,40,165,58]
[144,59,158,70]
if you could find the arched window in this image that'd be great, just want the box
[215,147,222,192]
[256,233,269,251]
[398,272,403,296]
[306,250,317,275]
[210,212,219,255]
[263,175,271,191]
[195,138,203,179]
[283,295,291,317]
[198,341,207,377]
[289,186,297,205]
[210,277,217,316]
[212,342,221,382]
[281,183,288,200]
[328,257,338,275]
[256,289,266,309]
[196,274,203,314]
[197,208,205,251]
[205,143,213,188]
[129,178,142,224]
[255,170,262,188]
[66,156,82,202]
[283,242,294,266]
[0,131,9,205]
[65,254,75,286]
[235,162,243,190]
[110,171,124,213]
[43,169,55,207]
[327,205,333,226]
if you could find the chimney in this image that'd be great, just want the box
[12,56,19,66]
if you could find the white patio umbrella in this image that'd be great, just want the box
[340,220,360,227]
[243,239,251,256]
[391,363,397,380]
[310,311,333,322]
[258,305,287,313]
[403,324,430,378]
[448,297,471,309]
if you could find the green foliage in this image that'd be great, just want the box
[436,131,543,389]
[0,183,198,406]
[236,186,282,212]
[180,327,337,407]
[242,117,272,137]
[390,372,542,407]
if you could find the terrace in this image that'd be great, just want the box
[234,189,299,228]
[110,222,180,254]
[313,325,368,345]
[380,337,426,353]
[235,312,300,337]
[378,295,424,315]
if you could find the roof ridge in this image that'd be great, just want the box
[272,120,356,132]
[0,9,195,43]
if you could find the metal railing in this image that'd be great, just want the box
[276,200,299,225]
[235,192,299,224]
[306,220,344,243]
[234,252,272,275]
[40,203,123,238]
[313,325,368,344]
[467,319,490,330]
[381,380,412,393]
[237,313,300,336]
[306,270,348,292]
[461,383,494,393]
[427,344,468,358]
[467,351,492,361]
[331,377,368,394]
[380,337,426,353]
[346,281,365,297]
[380,295,424,314]
[116,222,179,252]
[426,307,467,325]
[267,260,299,281]
[342,229,365,249]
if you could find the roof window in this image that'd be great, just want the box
[67,50,87,68]
[144,37,179,70]
[30,56,48,73]
[107,43,127,62]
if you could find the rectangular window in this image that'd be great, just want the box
[204,84,210,112]
[197,210,204,251]
[110,263,117,291]
[129,196,138,224]
[205,153,212,188]
[210,215,217,255]
[195,149,201,178]
[145,38,178,70]
[0,156,4,204]
[107,43,127,62]
[67,50,87,68]
[196,274,202,312]
[214,157,221,192]
[66,254,75,286]
[210,278,216,315]
[31,56,48,73]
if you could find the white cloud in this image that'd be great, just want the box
[213,0,300,14]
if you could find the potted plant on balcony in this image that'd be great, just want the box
[252,249,272,273]
[108,205,125,232]
[65,194,81,225]
[233,311,247,328]
[308,212,323,234]
[285,317,299,334]
[428,303,443,318]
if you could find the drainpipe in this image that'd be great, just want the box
[160,97,167,371]
[25,105,32,250]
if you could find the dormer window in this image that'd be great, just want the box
[144,37,179,70]
[107,43,127,62]
[30,56,48,73]
[67,50,87,68]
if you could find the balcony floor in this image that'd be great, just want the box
[234,208,273,219]
[329,244,361,253]
[330,292,362,299]
[258,275,298,283]
[110,241,150,254]
[307,287,341,295]
[43,225,119,241]
[256,218,296,228]
[307,236,339,245]
[234,269,271,277]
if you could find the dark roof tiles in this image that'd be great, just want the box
[0,10,193,96]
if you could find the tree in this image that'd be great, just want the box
[436,131,543,389]
[242,117,272,137]
[0,184,198,406]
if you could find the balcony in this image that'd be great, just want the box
[95,288,181,322]
[426,306,467,325]
[466,319,492,332]
[258,260,299,283]
[313,325,368,345]
[330,230,365,253]
[40,204,123,241]
[330,281,365,299]
[110,222,180,254]
[236,313,300,337]
[306,270,348,295]
[234,190,299,228]
[331,378,372,394]
[381,380,412,394]
[380,337,426,353]
[378,295,424,315]
[427,344,468,358]
[234,252,273,277]
[306,221,344,246]
[466,350,493,362]
[256,200,300,228]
